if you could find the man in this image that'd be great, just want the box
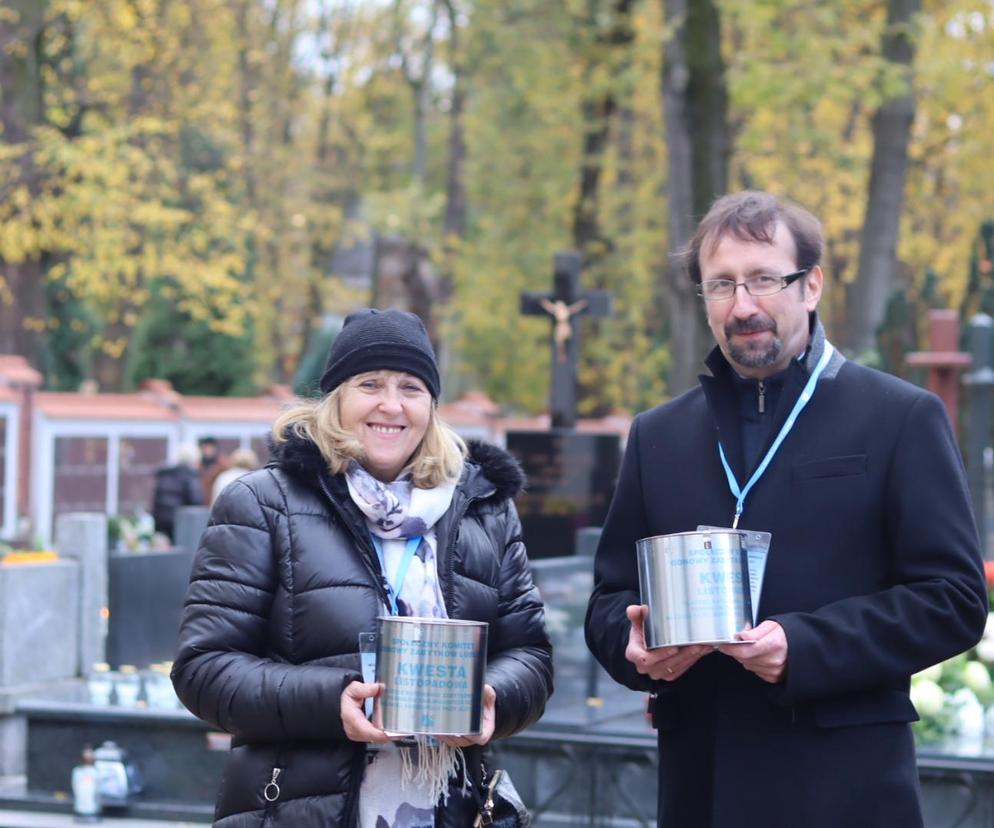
[584,190,987,827]
[197,435,228,504]
[151,444,203,541]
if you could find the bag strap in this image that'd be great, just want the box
[472,767,503,827]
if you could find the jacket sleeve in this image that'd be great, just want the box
[584,415,655,693]
[486,499,555,740]
[770,391,988,705]
[170,478,362,742]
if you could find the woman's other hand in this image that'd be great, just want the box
[439,684,496,748]
[341,681,394,743]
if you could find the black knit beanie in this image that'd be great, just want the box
[319,308,440,399]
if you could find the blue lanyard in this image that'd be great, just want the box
[370,535,422,616]
[718,342,836,529]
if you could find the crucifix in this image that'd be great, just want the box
[521,251,613,428]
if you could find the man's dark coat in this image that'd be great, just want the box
[585,318,988,828]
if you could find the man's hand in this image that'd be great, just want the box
[718,620,788,683]
[625,604,712,681]
[341,681,396,743]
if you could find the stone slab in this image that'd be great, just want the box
[0,562,80,686]
[55,513,108,674]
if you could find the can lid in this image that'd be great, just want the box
[376,615,488,628]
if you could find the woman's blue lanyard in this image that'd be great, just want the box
[370,535,422,616]
[719,342,836,529]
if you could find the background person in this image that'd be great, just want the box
[150,443,203,542]
[584,190,988,828]
[210,447,259,501]
[172,308,553,828]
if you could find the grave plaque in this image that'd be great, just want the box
[506,430,620,558]
[106,548,195,669]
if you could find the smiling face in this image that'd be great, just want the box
[338,370,432,481]
[701,222,823,379]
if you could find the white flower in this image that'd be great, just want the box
[976,638,994,664]
[984,612,994,640]
[910,679,946,716]
[914,663,943,683]
[963,660,993,693]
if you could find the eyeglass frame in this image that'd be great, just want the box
[696,269,810,302]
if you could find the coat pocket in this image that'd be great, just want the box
[812,689,918,729]
[793,454,867,481]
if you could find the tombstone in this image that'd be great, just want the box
[507,430,620,558]
[173,505,210,554]
[55,513,108,675]
[512,252,621,556]
[963,314,994,557]
[906,310,971,431]
[0,561,80,686]
[106,548,196,670]
[0,559,80,775]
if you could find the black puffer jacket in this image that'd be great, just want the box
[171,435,553,827]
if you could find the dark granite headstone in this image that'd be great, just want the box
[106,549,195,670]
[506,430,620,558]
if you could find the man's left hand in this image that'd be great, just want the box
[718,620,788,683]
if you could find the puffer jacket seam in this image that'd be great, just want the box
[271,470,297,664]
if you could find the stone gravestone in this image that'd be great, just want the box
[55,512,108,675]
[511,251,620,557]
[106,548,196,669]
[173,505,210,554]
[506,431,620,558]
[106,505,204,669]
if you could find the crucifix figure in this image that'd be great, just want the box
[521,251,613,428]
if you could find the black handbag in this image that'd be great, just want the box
[472,767,532,828]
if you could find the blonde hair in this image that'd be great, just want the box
[272,382,466,488]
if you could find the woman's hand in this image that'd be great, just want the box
[341,681,395,743]
[438,684,496,748]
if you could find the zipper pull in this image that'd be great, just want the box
[757,380,766,414]
[264,767,281,802]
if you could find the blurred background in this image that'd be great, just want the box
[1,0,992,415]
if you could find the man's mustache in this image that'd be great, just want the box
[725,316,776,337]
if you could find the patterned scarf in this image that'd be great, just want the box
[346,460,469,827]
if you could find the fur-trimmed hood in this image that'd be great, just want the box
[267,431,524,502]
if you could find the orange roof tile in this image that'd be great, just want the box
[35,392,179,421]
[176,396,288,423]
[0,355,43,388]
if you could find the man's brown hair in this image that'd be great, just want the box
[680,191,824,284]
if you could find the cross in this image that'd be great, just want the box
[521,251,613,428]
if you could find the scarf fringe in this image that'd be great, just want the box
[398,737,470,805]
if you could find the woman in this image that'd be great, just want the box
[211,447,259,502]
[171,308,553,828]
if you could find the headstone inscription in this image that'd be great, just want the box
[506,430,619,558]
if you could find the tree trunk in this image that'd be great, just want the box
[572,0,635,262]
[0,0,47,369]
[660,0,728,394]
[844,0,921,357]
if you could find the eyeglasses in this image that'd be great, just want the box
[697,269,809,302]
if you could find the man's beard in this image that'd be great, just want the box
[725,316,782,370]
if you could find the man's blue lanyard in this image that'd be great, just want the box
[718,342,836,529]
[370,535,422,616]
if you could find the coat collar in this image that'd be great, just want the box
[268,431,524,503]
[698,313,843,481]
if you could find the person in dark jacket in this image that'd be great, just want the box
[151,444,203,541]
[172,308,553,828]
[584,191,988,828]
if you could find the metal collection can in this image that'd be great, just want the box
[636,530,752,647]
[374,616,488,736]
